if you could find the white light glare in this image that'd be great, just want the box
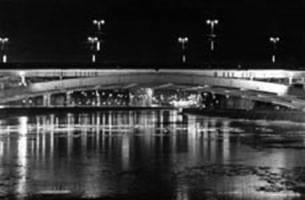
[93,19,105,25]
[0,37,9,43]
[206,19,219,25]
[270,37,280,43]
[178,37,189,43]
[88,36,99,43]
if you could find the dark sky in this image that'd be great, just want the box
[0,0,305,64]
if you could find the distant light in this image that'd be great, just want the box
[92,54,96,63]
[270,37,280,43]
[88,36,99,42]
[93,19,105,32]
[2,55,7,63]
[206,19,219,25]
[19,71,25,76]
[96,41,100,51]
[178,37,189,43]
[0,37,9,43]
[93,19,105,25]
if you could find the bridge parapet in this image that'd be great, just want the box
[1,68,304,79]
[2,68,304,87]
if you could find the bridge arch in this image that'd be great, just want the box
[0,71,290,104]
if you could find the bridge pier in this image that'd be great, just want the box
[288,77,293,85]
[197,91,202,105]
[129,92,134,106]
[96,90,101,106]
[66,91,72,106]
[43,93,51,107]
[145,88,154,106]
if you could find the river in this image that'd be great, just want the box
[1,109,305,199]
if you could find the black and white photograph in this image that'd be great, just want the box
[1,0,305,199]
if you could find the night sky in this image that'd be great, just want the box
[1,0,305,65]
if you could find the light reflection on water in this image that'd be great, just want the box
[1,110,305,199]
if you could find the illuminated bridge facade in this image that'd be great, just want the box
[1,67,305,111]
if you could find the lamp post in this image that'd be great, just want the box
[90,19,105,63]
[93,19,105,32]
[0,37,9,63]
[88,36,100,63]
[178,37,189,63]
[269,36,280,63]
[206,19,218,52]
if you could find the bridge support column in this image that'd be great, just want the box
[197,92,202,105]
[145,88,154,106]
[96,90,101,106]
[129,92,134,106]
[43,93,51,107]
[288,77,293,85]
[66,91,72,106]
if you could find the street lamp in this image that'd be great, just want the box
[88,36,101,63]
[178,37,189,63]
[206,19,218,52]
[93,19,105,32]
[0,37,9,63]
[269,36,280,63]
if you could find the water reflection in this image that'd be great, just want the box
[1,110,305,199]
[17,116,28,197]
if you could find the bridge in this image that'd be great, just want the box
[1,66,305,111]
